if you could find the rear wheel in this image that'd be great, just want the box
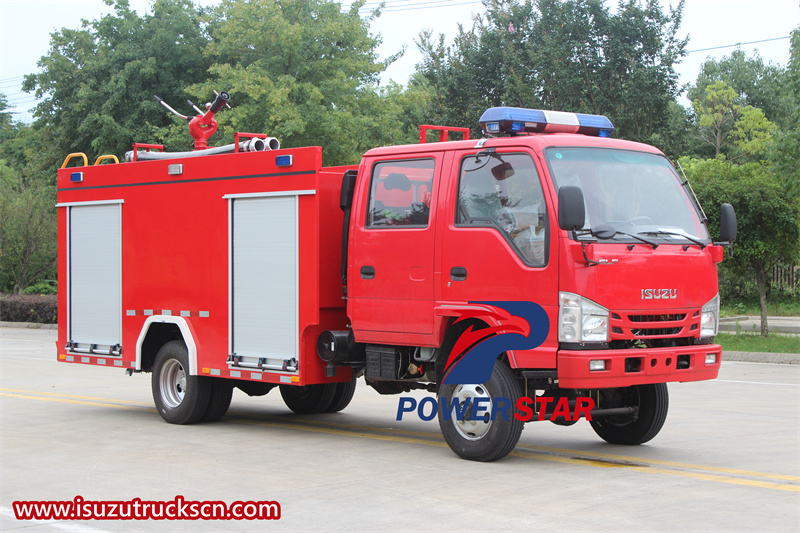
[151,340,210,424]
[590,383,669,445]
[437,360,523,462]
[280,383,336,414]
[201,379,234,422]
[325,375,357,413]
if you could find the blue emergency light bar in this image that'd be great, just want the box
[479,107,614,137]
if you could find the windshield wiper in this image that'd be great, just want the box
[591,225,658,249]
[639,230,706,249]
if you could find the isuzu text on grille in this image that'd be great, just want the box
[396,396,595,422]
[641,288,678,299]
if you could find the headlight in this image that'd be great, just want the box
[700,294,719,337]
[559,292,609,343]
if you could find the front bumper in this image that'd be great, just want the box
[557,344,722,389]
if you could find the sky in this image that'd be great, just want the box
[0,0,798,122]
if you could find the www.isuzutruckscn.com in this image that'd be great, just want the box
[12,495,280,521]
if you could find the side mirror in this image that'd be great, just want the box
[719,203,737,243]
[558,186,585,231]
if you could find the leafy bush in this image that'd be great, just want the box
[0,293,57,324]
[21,280,57,295]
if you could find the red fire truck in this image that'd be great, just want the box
[56,95,736,461]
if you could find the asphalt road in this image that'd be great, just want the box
[1,327,798,532]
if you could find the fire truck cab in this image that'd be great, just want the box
[56,103,736,462]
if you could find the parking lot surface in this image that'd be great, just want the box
[1,327,798,531]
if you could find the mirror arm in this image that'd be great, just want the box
[712,241,735,258]
[582,242,601,267]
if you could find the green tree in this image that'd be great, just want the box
[687,48,792,128]
[0,123,60,293]
[0,158,57,293]
[0,94,14,142]
[770,25,800,199]
[0,99,60,293]
[22,0,212,158]
[692,81,777,161]
[682,156,800,336]
[191,0,407,166]
[692,81,739,157]
[415,0,688,145]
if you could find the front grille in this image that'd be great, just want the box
[610,308,699,340]
[628,314,686,323]
[631,327,682,337]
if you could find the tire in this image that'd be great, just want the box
[325,375,357,413]
[201,379,234,422]
[280,383,337,414]
[590,383,669,445]
[151,340,210,424]
[437,360,524,462]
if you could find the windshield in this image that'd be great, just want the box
[545,148,709,243]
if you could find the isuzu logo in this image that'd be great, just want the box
[641,289,677,300]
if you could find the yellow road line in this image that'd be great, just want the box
[0,392,152,411]
[2,388,798,492]
[231,417,451,448]
[0,388,146,405]
[526,445,800,483]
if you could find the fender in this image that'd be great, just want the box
[440,301,548,384]
[135,315,199,375]
[436,303,523,368]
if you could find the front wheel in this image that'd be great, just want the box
[590,383,669,445]
[437,360,523,462]
[151,340,210,424]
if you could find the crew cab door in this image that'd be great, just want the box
[438,147,559,367]
[347,153,444,342]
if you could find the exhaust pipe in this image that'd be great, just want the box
[125,137,280,162]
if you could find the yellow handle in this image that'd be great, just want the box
[61,153,88,169]
[94,154,119,165]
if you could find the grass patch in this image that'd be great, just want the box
[716,333,800,354]
[721,298,800,318]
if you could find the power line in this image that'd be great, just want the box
[687,36,791,54]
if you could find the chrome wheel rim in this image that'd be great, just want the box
[452,383,493,440]
[159,359,186,408]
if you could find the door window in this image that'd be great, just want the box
[366,159,435,228]
[457,152,548,266]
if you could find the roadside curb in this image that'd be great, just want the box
[723,350,800,364]
[0,321,58,330]
[719,316,800,335]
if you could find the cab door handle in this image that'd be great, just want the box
[450,267,467,281]
[361,266,375,279]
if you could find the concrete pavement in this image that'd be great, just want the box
[719,315,800,335]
